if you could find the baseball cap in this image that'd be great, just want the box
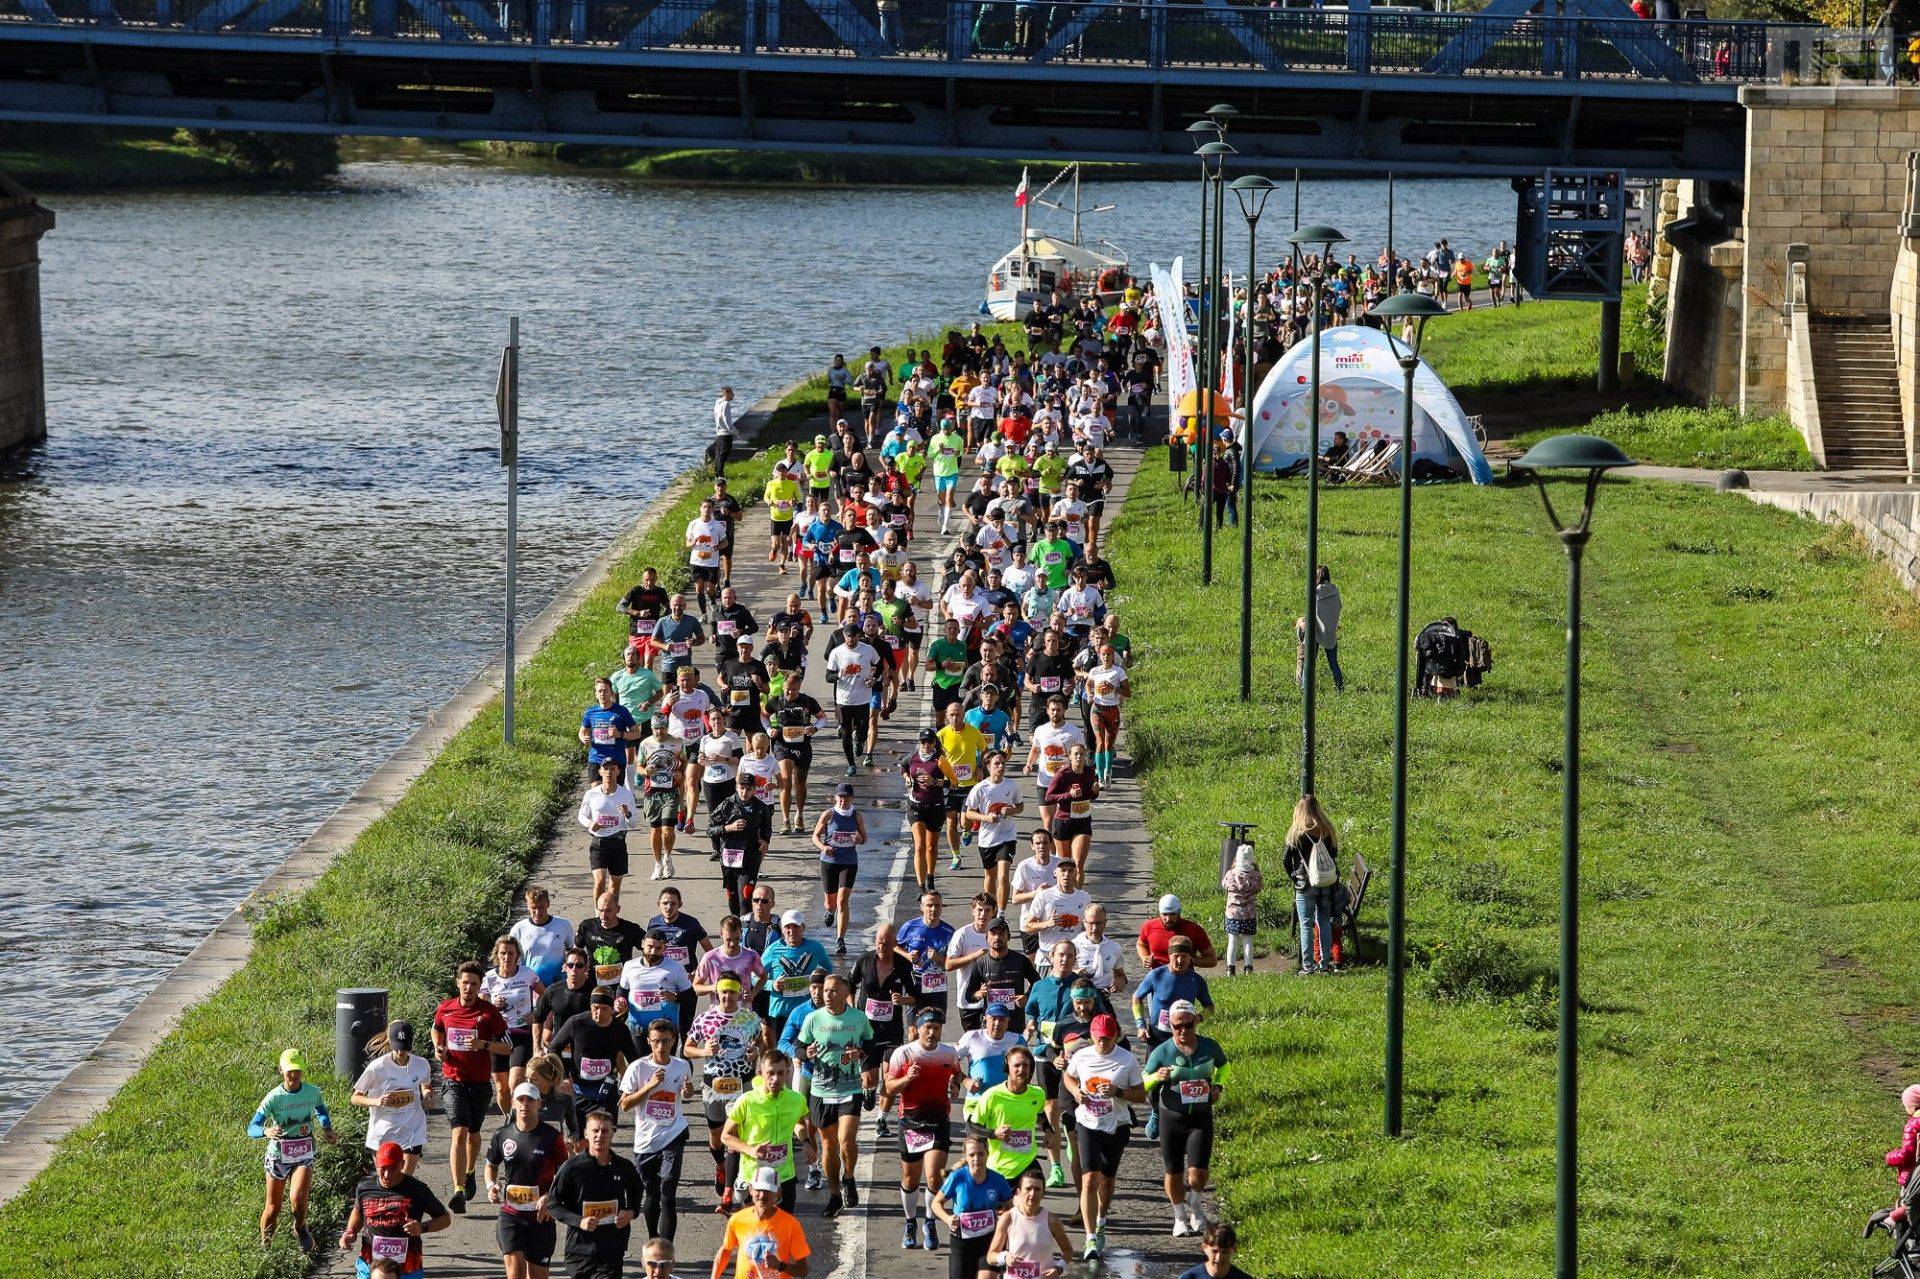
[386,1020,414,1051]
[512,1082,542,1102]
[918,728,940,744]
[985,1001,1012,1019]
[986,915,1011,933]
[1090,1013,1120,1038]
[780,909,806,928]
[1167,999,1200,1023]
[750,1166,783,1194]
[834,782,854,797]
[1158,894,1182,914]
[651,713,670,729]
[374,1141,407,1169]
[736,634,754,646]
[278,1048,307,1074]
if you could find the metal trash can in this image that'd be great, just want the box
[335,987,388,1081]
[1218,821,1257,878]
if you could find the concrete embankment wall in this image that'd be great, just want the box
[1744,487,1920,592]
[0,173,53,455]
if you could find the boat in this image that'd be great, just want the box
[983,164,1129,322]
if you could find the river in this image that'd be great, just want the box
[0,148,1514,1132]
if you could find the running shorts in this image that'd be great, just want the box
[1157,1104,1214,1175]
[496,1211,557,1265]
[643,789,679,829]
[979,841,1016,868]
[445,1079,494,1133]
[492,1027,534,1073]
[589,834,630,877]
[810,1095,862,1128]
[820,861,857,894]
[898,1114,952,1159]
[1073,1124,1129,1178]
[911,801,947,829]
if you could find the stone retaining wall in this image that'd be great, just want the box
[0,174,53,455]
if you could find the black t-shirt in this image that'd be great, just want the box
[487,1121,567,1213]
[769,609,812,642]
[576,917,648,988]
[964,950,1040,1029]
[715,603,757,645]
[832,527,877,568]
[548,1012,638,1089]
[619,584,671,634]
[718,657,768,718]
[547,1152,646,1260]
[838,462,876,497]
[769,693,822,747]
[851,953,915,1043]
[350,1172,445,1264]
[761,637,808,678]
[710,494,743,539]
[1077,557,1116,592]
[964,487,994,522]
[533,981,595,1038]
[649,911,709,963]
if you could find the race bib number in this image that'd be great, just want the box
[838,548,856,563]
[591,723,616,744]
[953,762,974,783]
[777,975,811,995]
[730,688,750,705]
[1055,913,1079,930]
[942,660,966,674]
[831,830,857,847]
[670,641,691,657]
[592,814,619,832]
[782,724,808,742]
[278,1136,315,1162]
[665,945,690,965]
[1037,676,1061,692]
[988,986,1015,1007]
[718,620,737,636]
[446,1027,477,1052]
[595,963,624,984]
[1002,1128,1033,1152]
[1156,1008,1171,1032]
[1081,1096,1112,1119]
[710,1075,742,1097]
[956,1209,995,1239]
[1069,800,1091,817]
[919,970,947,993]
[864,998,895,1022]
[370,1235,410,1262]
[583,1199,617,1220]
[644,1093,678,1121]
[1178,1079,1212,1104]
[903,1124,937,1154]
[721,845,746,868]
[773,500,794,516]
[505,1184,540,1206]
[756,1142,789,1165]
[579,1057,611,1082]
[1008,1262,1041,1279]
[634,989,666,1010]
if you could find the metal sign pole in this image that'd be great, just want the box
[497,317,520,745]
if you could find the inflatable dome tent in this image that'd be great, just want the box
[1244,324,1494,484]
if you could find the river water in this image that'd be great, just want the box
[0,149,1513,1132]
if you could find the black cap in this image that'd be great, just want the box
[918,729,940,744]
[387,1020,414,1049]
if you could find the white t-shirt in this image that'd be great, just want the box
[1026,887,1092,950]
[353,1053,431,1151]
[1010,855,1056,901]
[619,1055,692,1153]
[956,1028,1023,1084]
[1084,663,1129,707]
[977,524,1012,572]
[1055,585,1103,627]
[480,966,540,1031]
[1049,499,1089,545]
[967,384,996,418]
[1030,722,1086,783]
[686,517,727,567]
[965,778,1022,848]
[945,925,991,1010]
[510,915,576,979]
[738,752,779,804]
[665,688,713,743]
[1064,1044,1143,1134]
[825,641,882,707]
[942,587,987,628]
[699,731,744,785]
[619,958,693,1018]
[1073,934,1123,991]
[578,785,637,838]
[894,577,932,627]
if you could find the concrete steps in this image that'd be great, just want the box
[1812,317,1908,472]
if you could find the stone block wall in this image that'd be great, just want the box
[1739,86,1920,416]
[0,174,54,455]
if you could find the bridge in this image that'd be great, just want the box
[0,0,1821,176]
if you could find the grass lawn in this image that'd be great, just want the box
[1420,283,1666,397]
[0,124,241,190]
[1512,404,1815,473]
[1107,457,1911,1277]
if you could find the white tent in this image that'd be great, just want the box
[1244,324,1494,485]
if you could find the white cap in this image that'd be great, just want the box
[512,1082,542,1102]
[1158,894,1182,914]
[1167,999,1200,1022]
[780,909,806,928]
[750,1166,783,1193]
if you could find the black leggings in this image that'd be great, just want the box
[722,848,765,916]
[637,1129,688,1240]
[839,704,871,764]
[950,1231,992,1279]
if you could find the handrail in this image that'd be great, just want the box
[0,0,1815,85]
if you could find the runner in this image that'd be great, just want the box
[695,712,746,851]
[764,677,822,836]
[984,1168,1074,1279]
[761,910,834,1039]
[694,913,767,999]
[545,1110,645,1279]
[433,960,514,1214]
[1021,946,1083,1185]
[764,462,801,573]
[718,635,770,736]
[619,566,672,664]
[485,1082,567,1279]
[894,889,956,1022]
[610,647,668,771]
[685,497,729,615]
[797,974,875,1218]
[351,1021,430,1176]
[1008,829,1059,953]
[956,1000,1025,1121]
[720,1049,811,1213]
[710,477,743,589]
[1136,894,1220,970]
[653,594,707,682]
[634,715,684,880]
[929,412,966,534]
[714,1166,812,1279]
[943,893,997,1032]
[547,990,638,1152]
[580,676,639,785]
[533,947,596,1060]
[801,498,845,623]
[684,975,765,1213]
[901,727,959,894]
[893,561,932,691]
[579,758,638,901]
[1145,999,1229,1238]
[1023,634,1074,746]
[1132,935,1215,1048]
[927,616,971,723]
[663,668,719,836]
[1081,641,1129,787]
[1061,1013,1146,1259]
[578,892,648,999]
[712,768,774,918]
[248,1047,337,1252]
[932,1133,1015,1278]
[1073,904,1126,998]
[937,700,989,873]
[618,1019,696,1242]
[810,782,867,953]
[1023,696,1085,833]
[512,886,576,990]
[963,749,1025,913]
[338,1141,451,1279]
[884,1008,964,1251]
[825,622,884,776]
[650,886,712,1030]
[963,917,1040,1037]
[851,920,914,1138]
[1022,857,1092,962]
[973,1044,1047,1186]
[1042,742,1100,871]
[617,929,694,1038]
[482,934,545,1115]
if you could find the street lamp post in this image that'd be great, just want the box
[1284,223,1348,797]
[1187,119,1216,540]
[1370,291,1447,1139]
[1229,174,1275,703]
[1195,138,1235,584]
[1509,433,1636,1279]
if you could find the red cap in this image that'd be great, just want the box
[374,1141,407,1169]
[1090,1013,1120,1039]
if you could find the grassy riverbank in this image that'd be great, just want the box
[0,124,339,190]
[1107,465,1910,1276]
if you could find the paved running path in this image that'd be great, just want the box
[323,413,1206,1279]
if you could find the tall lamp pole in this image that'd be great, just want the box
[1228,175,1275,703]
[1187,119,1215,543]
[1190,108,1237,584]
[494,316,521,746]
[1510,433,1636,1279]
[1284,223,1348,796]
[1370,291,1447,1138]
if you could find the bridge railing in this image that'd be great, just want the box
[0,0,1806,85]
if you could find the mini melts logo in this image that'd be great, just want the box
[1333,353,1365,368]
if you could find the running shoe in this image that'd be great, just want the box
[1145,1110,1159,1140]
[949,852,962,870]
[806,1165,826,1191]
[663,857,676,879]
[876,1114,892,1138]
[463,1173,477,1200]
[448,1190,467,1215]
[921,1217,940,1251]
[1046,1161,1067,1188]
[1081,1239,1100,1262]
[825,909,836,927]
[844,764,857,778]
[862,752,874,767]
[823,1195,843,1219]
[836,939,847,956]
[294,1224,316,1254]
[902,1222,919,1250]
[843,1178,859,1207]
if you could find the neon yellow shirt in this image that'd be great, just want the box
[975,1082,1047,1178]
[938,722,989,787]
[1033,455,1068,496]
[763,477,801,523]
[803,449,835,489]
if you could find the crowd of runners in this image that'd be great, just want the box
[247,310,1260,1279]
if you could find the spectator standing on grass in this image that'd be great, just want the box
[1219,843,1263,976]
[1294,565,1344,693]
[1283,795,1344,975]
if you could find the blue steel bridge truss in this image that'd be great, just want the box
[0,0,1798,175]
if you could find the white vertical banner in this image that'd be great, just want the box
[1151,257,1195,420]
[1222,298,1237,426]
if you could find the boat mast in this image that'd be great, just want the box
[1072,165,1082,246]
[1020,166,1030,247]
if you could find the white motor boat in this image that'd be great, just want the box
[983,164,1129,321]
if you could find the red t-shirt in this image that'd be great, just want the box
[887,1041,961,1117]
[1136,917,1211,969]
[433,997,508,1082]
[999,415,1033,447]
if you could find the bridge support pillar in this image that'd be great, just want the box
[1596,298,1620,393]
[0,174,53,457]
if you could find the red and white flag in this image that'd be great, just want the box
[1014,168,1030,208]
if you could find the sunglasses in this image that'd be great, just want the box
[564,961,587,969]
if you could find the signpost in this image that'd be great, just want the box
[496,317,520,745]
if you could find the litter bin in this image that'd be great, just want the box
[1218,821,1257,878]
[336,987,388,1081]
